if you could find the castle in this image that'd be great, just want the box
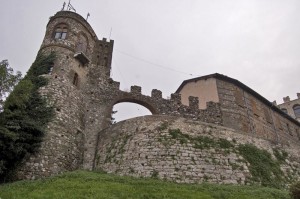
[16,10,300,185]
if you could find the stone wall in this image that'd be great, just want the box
[95,115,300,185]
[82,83,223,170]
[216,79,300,146]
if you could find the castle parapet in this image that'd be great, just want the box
[108,79,120,90]
[171,93,181,104]
[131,86,142,94]
[188,96,199,109]
[151,89,162,99]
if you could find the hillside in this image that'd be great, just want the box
[0,170,290,199]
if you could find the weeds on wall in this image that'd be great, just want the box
[0,52,55,182]
[158,125,291,189]
[238,144,284,188]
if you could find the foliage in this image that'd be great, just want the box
[167,128,234,150]
[0,52,55,182]
[273,148,288,163]
[290,181,300,199]
[238,144,284,188]
[0,60,22,111]
[0,170,290,199]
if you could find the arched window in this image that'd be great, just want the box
[293,105,300,118]
[54,24,68,39]
[76,34,88,53]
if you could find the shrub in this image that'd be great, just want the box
[0,52,55,182]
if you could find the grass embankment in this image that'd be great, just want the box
[0,170,290,199]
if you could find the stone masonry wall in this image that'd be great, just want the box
[95,115,300,185]
[216,79,300,146]
[82,82,222,170]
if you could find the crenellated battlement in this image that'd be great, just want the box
[87,81,222,128]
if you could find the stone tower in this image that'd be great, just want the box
[17,10,114,179]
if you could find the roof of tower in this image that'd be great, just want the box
[48,11,98,40]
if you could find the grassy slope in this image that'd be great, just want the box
[0,171,290,199]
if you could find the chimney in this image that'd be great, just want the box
[297,93,300,99]
[283,96,290,103]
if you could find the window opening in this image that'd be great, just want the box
[73,73,79,86]
[103,57,108,66]
[293,105,300,118]
[54,24,68,39]
[49,62,54,74]
[281,108,288,114]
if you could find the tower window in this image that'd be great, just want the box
[293,105,300,118]
[73,73,79,86]
[103,57,108,66]
[54,24,68,39]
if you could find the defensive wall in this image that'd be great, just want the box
[95,115,300,185]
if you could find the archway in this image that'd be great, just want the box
[112,102,152,123]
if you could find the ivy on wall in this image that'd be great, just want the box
[0,52,55,182]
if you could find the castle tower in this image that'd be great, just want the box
[17,10,114,179]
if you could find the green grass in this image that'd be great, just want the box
[0,170,290,199]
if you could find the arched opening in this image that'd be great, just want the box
[293,104,300,118]
[54,23,68,39]
[111,102,152,123]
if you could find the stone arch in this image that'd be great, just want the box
[113,97,158,115]
[102,95,159,127]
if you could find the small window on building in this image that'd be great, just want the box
[103,57,108,66]
[281,108,288,114]
[293,105,300,118]
[73,73,79,86]
[49,62,54,74]
[54,24,68,39]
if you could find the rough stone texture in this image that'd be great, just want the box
[216,79,300,146]
[95,115,300,185]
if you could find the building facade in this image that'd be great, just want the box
[277,94,300,122]
[176,74,300,145]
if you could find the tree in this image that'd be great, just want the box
[0,60,22,111]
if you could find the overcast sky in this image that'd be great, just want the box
[1,0,299,121]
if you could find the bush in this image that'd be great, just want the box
[290,181,300,199]
[0,52,55,182]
